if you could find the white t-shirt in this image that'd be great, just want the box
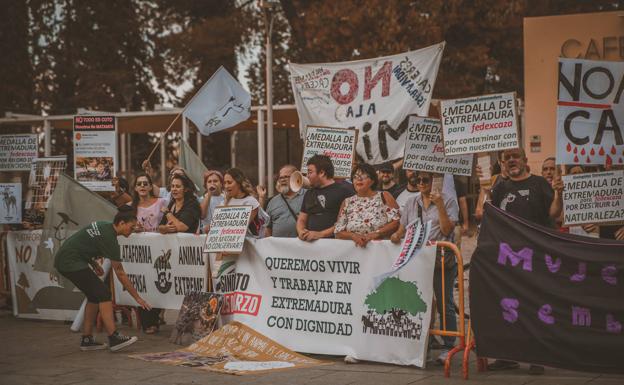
[225,195,260,209]
[396,189,420,215]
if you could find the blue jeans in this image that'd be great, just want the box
[433,263,457,349]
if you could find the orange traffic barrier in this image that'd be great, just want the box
[429,241,465,378]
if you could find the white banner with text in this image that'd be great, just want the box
[212,237,436,367]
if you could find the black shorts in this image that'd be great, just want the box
[60,268,111,304]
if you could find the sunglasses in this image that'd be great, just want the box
[136,181,151,187]
[415,177,430,184]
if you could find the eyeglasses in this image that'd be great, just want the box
[136,181,150,187]
[278,175,290,180]
[353,173,370,181]
[415,177,430,184]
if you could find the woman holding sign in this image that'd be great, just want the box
[390,171,459,364]
[335,164,400,246]
[223,168,262,236]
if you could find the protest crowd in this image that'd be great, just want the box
[0,7,622,381]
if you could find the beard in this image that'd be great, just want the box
[277,184,290,194]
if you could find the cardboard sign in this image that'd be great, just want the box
[556,58,624,166]
[204,205,253,253]
[0,134,38,171]
[403,117,473,176]
[0,183,22,224]
[562,170,624,226]
[73,115,117,191]
[441,92,519,155]
[301,126,357,178]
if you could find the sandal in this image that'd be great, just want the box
[144,326,159,335]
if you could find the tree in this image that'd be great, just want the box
[365,277,427,319]
[0,0,33,116]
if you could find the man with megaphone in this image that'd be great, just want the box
[265,165,307,238]
[296,155,355,241]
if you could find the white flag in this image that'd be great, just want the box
[184,66,251,135]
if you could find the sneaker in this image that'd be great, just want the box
[436,350,449,366]
[344,355,359,364]
[80,335,107,351]
[487,359,519,371]
[108,331,138,352]
[528,364,545,375]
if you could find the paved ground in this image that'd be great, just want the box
[1,313,623,385]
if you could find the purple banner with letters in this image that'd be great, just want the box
[471,203,624,373]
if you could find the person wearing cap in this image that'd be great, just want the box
[377,162,403,199]
[199,170,225,233]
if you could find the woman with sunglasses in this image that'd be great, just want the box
[335,163,400,247]
[131,173,168,233]
[390,171,459,365]
[129,173,168,334]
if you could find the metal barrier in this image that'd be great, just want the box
[429,241,466,378]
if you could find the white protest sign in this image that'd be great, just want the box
[441,92,519,155]
[556,58,624,166]
[213,237,436,367]
[289,43,444,165]
[114,233,208,309]
[562,170,624,226]
[6,231,82,320]
[301,126,357,178]
[477,153,492,185]
[0,183,22,224]
[0,134,38,171]
[205,205,253,253]
[73,115,117,191]
[403,117,473,176]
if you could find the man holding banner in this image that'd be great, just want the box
[479,147,563,374]
[54,207,151,352]
[297,155,354,241]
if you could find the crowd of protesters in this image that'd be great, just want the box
[22,148,621,357]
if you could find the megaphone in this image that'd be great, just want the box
[289,171,310,193]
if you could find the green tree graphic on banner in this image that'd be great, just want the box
[365,277,427,317]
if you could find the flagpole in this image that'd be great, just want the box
[143,66,226,165]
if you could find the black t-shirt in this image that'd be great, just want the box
[382,183,404,199]
[160,197,201,233]
[491,174,554,227]
[301,182,355,232]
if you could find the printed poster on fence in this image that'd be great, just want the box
[556,58,624,166]
[289,42,444,165]
[73,115,117,191]
[301,126,357,178]
[562,170,624,226]
[6,231,83,321]
[0,134,38,171]
[204,205,252,253]
[403,117,473,176]
[212,237,436,367]
[441,92,519,156]
[114,233,208,309]
[0,183,22,224]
